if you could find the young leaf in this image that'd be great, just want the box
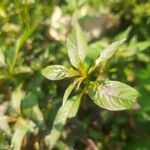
[62,78,81,106]
[87,81,139,111]
[11,118,35,150]
[42,65,79,81]
[66,15,88,68]
[95,39,126,66]
[45,95,81,149]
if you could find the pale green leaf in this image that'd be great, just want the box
[0,102,8,116]
[10,84,25,115]
[137,40,150,52]
[0,116,11,136]
[0,7,6,18]
[42,65,78,81]
[114,27,131,41]
[87,81,139,111]
[68,94,82,118]
[62,78,80,106]
[0,102,11,135]
[95,39,126,66]
[0,49,5,67]
[14,66,32,74]
[66,15,88,68]
[11,118,35,150]
[45,95,81,149]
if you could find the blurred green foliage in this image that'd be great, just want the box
[0,0,150,150]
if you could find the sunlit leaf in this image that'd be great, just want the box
[137,40,150,52]
[11,118,35,150]
[10,84,25,115]
[95,39,126,66]
[0,7,6,18]
[14,66,32,74]
[62,78,80,106]
[114,27,131,41]
[0,116,11,136]
[0,102,8,115]
[42,65,79,81]
[87,81,139,111]
[0,49,5,67]
[68,94,82,118]
[45,95,81,149]
[0,102,11,135]
[66,15,88,68]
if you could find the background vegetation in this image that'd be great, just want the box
[0,0,150,149]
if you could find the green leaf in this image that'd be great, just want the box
[0,49,5,67]
[10,84,25,115]
[62,78,80,106]
[87,81,139,111]
[11,118,35,150]
[0,116,11,136]
[137,40,150,52]
[42,65,79,81]
[95,39,126,66]
[21,92,44,127]
[14,66,32,74]
[68,94,82,118]
[0,102,11,135]
[66,15,88,68]
[114,27,131,41]
[45,95,81,149]
[6,25,36,68]
[0,70,8,80]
